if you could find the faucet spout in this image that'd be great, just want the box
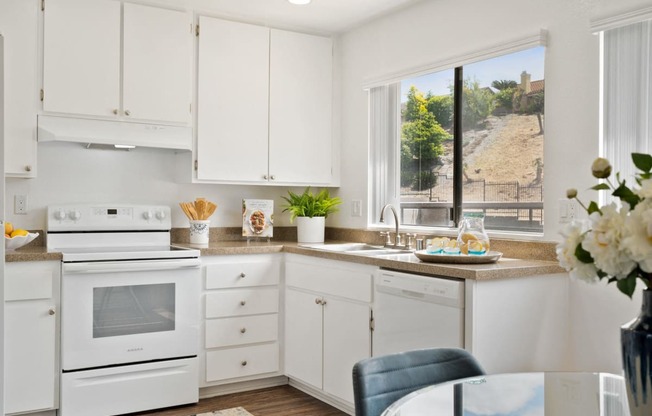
[379,204,401,247]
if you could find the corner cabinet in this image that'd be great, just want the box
[4,261,61,415]
[1,0,39,177]
[42,0,191,124]
[284,255,374,408]
[196,18,333,185]
[201,255,282,386]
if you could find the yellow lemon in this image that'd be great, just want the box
[4,222,13,235]
[10,229,29,238]
[469,240,484,253]
[460,232,478,244]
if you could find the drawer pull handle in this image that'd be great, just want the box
[315,298,322,305]
[321,299,327,306]
[48,308,56,316]
[240,327,247,334]
[240,300,246,306]
[240,272,246,278]
[241,360,247,366]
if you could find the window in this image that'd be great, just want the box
[370,44,546,233]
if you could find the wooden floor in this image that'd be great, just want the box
[131,386,347,416]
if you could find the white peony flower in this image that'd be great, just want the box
[636,179,652,199]
[581,203,636,279]
[556,221,599,283]
[622,199,652,272]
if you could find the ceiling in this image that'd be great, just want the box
[151,0,424,34]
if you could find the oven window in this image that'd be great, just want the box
[93,283,175,338]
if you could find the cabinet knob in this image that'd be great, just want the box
[321,299,327,306]
[48,308,56,316]
[124,109,131,116]
[239,272,246,278]
[241,360,247,366]
[240,327,247,334]
[240,300,246,306]
[25,165,32,172]
[263,174,268,180]
[112,109,118,115]
[270,175,276,180]
[315,298,322,305]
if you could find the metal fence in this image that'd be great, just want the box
[401,175,544,232]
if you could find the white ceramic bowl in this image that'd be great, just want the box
[5,232,39,250]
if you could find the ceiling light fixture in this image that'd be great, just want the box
[288,0,311,5]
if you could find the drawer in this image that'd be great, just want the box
[5,268,55,302]
[205,287,279,318]
[206,343,279,382]
[206,314,278,348]
[205,260,280,289]
[285,260,372,302]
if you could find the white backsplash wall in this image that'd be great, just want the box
[5,142,307,231]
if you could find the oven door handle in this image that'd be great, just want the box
[62,258,201,274]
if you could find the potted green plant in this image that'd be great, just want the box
[281,187,342,243]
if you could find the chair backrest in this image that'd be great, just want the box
[352,348,485,416]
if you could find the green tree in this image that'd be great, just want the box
[460,78,495,130]
[491,80,517,90]
[426,93,453,129]
[494,87,516,111]
[414,170,438,201]
[403,86,427,122]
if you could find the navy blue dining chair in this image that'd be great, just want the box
[352,348,485,416]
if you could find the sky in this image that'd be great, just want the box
[400,46,546,102]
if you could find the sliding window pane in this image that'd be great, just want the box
[461,47,545,232]
[399,70,455,227]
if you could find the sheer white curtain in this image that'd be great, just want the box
[602,20,652,182]
[368,83,400,224]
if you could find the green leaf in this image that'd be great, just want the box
[574,243,594,264]
[616,274,637,298]
[590,183,611,191]
[612,181,641,209]
[632,153,652,173]
[587,201,601,215]
[280,187,342,223]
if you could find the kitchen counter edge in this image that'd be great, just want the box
[7,241,565,280]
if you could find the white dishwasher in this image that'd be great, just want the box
[373,269,465,357]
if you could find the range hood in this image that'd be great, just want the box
[37,114,192,151]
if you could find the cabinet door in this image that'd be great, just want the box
[43,0,120,117]
[4,262,59,414]
[196,17,269,182]
[123,3,191,123]
[323,298,371,404]
[269,29,332,185]
[1,0,38,177]
[284,288,323,389]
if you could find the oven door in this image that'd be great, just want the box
[61,258,201,371]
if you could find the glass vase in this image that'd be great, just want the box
[457,212,490,255]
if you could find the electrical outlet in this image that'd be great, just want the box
[351,200,362,217]
[559,199,578,224]
[14,195,28,215]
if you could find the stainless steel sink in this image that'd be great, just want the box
[301,243,413,257]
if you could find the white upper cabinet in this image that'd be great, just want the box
[197,16,270,182]
[43,0,121,118]
[1,0,39,177]
[269,29,333,185]
[123,3,191,123]
[43,0,191,124]
[195,20,333,185]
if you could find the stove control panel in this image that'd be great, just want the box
[47,204,172,232]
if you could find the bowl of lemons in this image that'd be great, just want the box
[4,222,38,250]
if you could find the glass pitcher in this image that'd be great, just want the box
[457,212,490,255]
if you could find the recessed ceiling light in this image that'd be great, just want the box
[288,0,311,5]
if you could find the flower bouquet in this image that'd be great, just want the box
[556,153,652,415]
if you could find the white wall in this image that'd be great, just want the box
[332,0,652,241]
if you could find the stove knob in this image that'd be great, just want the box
[143,211,153,220]
[155,210,166,220]
[54,209,67,221]
[69,210,81,221]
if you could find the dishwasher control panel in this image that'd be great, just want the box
[375,270,464,307]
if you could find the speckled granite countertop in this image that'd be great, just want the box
[5,240,564,280]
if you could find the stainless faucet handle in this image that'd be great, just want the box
[405,233,417,250]
[379,231,392,246]
[395,233,404,248]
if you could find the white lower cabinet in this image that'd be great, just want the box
[4,261,61,414]
[284,255,374,407]
[201,254,282,386]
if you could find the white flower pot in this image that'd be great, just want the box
[296,216,325,244]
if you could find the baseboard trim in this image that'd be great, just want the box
[288,379,355,415]
[199,376,289,399]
